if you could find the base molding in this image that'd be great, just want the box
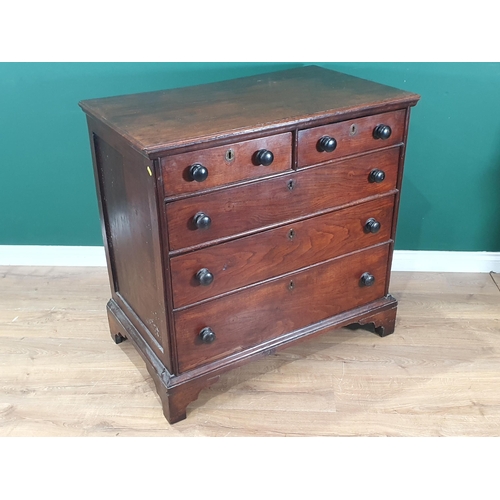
[107,296,397,424]
[1,245,499,273]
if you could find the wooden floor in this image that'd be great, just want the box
[1,266,499,436]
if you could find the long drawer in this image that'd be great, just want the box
[174,243,390,372]
[166,147,400,252]
[170,195,394,308]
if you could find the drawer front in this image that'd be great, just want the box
[166,147,399,252]
[174,243,390,372]
[162,133,292,197]
[170,196,394,308]
[297,110,405,168]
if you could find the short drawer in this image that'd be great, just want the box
[297,109,405,167]
[162,133,292,197]
[170,196,394,308]
[166,147,399,252]
[174,243,390,372]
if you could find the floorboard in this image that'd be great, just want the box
[1,266,499,436]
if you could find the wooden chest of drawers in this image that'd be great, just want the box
[79,66,419,423]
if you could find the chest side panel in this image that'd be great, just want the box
[93,134,171,369]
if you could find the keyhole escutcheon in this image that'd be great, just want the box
[225,148,235,162]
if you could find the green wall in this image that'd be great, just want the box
[1,62,499,251]
[326,63,500,252]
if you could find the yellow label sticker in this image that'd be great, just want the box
[147,166,153,177]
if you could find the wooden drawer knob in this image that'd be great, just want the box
[193,212,212,230]
[199,327,216,344]
[373,124,392,140]
[189,163,208,182]
[254,149,274,166]
[364,218,381,233]
[359,272,375,287]
[317,135,337,153]
[196,268,214,286]
[369,169,386,183]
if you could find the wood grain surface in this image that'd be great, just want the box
[1,266,499,436]
[174,244,390,372]
[93,135,170,367]
[170,196,394,308]
[297,109,405,167]
[162,132,292,197]
[78,65,419,156]
[166,147,400,252]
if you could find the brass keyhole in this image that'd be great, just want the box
[349,124,358,136]
[288,229,295,240]
[288,280,295,291]
[225,148,235,162]
[287,179,295,191]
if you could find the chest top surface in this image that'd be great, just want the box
[79,65,420,156]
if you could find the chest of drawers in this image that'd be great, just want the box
[79,65,419,423]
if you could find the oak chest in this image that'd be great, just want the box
[79,66,420,423]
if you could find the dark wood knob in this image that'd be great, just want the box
[365,218,381,233]
[189,163,208,182]
[193,212,211,230]
[369,169,386,183]
[196,268,214,286]
[199,327,216,343]
[359,272,375,287]
[373,124,392,140]
[317,136,337,153]
[254,149,274,166]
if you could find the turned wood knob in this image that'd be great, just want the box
[254,149,274,166]
[193,212,211,230]
[189,163,208,182]
[196,268,214,286]
[199,327,216,343]
[365,218,381,233]
[317,136,337,153]
[369,169,386,183]
[373,124,392,140]
[359,272,375,287]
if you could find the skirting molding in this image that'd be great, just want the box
[0,245,107,267]
[0,245,499,273]
[391,250,500,273]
